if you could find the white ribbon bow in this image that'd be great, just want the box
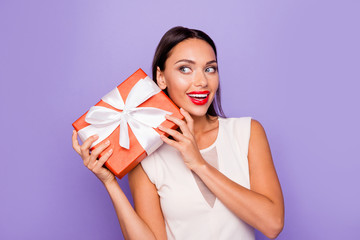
[77,76,172,155]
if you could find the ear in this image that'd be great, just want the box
[156,66,167,90]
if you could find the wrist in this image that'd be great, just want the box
[190,158,209,174]
[103,177,118,190]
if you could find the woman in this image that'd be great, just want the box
[72,26,284,239]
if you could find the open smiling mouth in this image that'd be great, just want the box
[186,91,210,105]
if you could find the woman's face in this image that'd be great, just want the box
[157,38,219,118]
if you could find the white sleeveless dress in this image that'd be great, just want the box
[141,117,255,240]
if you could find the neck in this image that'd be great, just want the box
[191,114,218,136]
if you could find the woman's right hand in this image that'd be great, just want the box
[72,130,116,185]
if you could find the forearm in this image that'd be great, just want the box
[104,180,157,240]
[192,163,283,238]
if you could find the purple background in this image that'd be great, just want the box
[1,0,359,239]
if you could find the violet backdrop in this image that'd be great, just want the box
[1,0,359,239]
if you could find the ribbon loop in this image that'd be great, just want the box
[77,76,171,154]
[85,106,123,127]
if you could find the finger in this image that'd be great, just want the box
[158,125,186,142]
[165,114,191,137]
[160,134,180,150]
[80,134,99,157]
[88,140,111,167]
[180,108,194,134]
[90,139,111,159]
[93,148,113,171]
[72,130,81,154]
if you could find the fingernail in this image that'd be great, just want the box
[109,149,113,153]
[105,140,110,144]
[93,135,99,139]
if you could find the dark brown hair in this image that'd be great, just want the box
[152,26,225,118]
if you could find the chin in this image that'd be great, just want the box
[185,107,209,118]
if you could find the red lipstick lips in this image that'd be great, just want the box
[186,91,210,105]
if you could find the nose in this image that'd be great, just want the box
[193,71,208,87]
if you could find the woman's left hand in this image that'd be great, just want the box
[158,108,206,170]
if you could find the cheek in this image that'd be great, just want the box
[166,81,190,106]
[166,76,190,93]
[210,77,219,91]
[214,79,219,89]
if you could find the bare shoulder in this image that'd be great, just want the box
[248,118,272,167]
[248,118,270,154]
[128,163,149,185]
[128,164,157,201]
[248,118,283,205]
[250,119,267,137]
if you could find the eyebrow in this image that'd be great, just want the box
[174,59,217,65]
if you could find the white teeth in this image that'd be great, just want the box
[187,94,208,98]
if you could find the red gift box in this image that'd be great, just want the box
[72,68,183,178]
